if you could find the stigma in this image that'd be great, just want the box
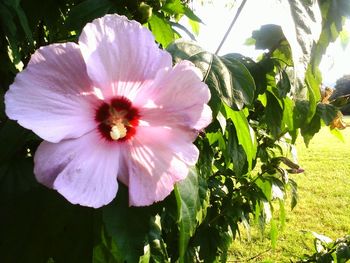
[95,96,140,142]
[110,123,127,140]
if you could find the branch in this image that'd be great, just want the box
[215,0,248,55]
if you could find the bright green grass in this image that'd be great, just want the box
[229,120,350,262]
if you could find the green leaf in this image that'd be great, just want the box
[255,178,272,201]
[226,121,248,176]
[289,179,298,210]
[330,94,350,108]
[183,6,202,23]
[93,221,119,263]
[167,41,256,111]
[282,97,295,131]
[339,28,350,50]
[221,54,256,107]
[223,105,257,170]
[293,100,310,129]
[102,186,156,263]
[191,51,254,110]
[330,127,345,143]
[65,0,112,31]
[162,0,202,23]
[316,103,338,125]
[278,0,322,98]
[162,0,186,14]
[277,70,291,98]
[312,0,350,66]
[265,91,283,138]
[301,113,321,146]
[229,53,268,95]
[188,18,200,36]
[174,168,208,262]
[13,2,33,45]
[193,225,233,262]
[148,13,175,47]
[305,66,322,123]
[166,39,203,63]
[145,215,169,263]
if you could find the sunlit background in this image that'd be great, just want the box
[182,0,350,87]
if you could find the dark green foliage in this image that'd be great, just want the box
[1,186,95,263]
[331,75,350,114]
[297,233,350,263]
[0,0,349,262]
[246,24,284,50]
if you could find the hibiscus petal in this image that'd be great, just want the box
[34,131,121,208]
[79,14,172,100]
[136,61,212,131]
[5,43,98,143]
[124,126,199,206]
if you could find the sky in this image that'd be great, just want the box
[183,0,350,86]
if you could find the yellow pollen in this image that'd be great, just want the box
[110,123,127,140]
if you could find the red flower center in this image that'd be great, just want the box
[95,96,140,142]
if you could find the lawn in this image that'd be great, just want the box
[229,119,350,262]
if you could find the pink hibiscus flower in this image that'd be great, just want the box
[4,14,212,208]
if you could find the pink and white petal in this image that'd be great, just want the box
[34,131,121,208]
[79,14,172,100]
[124,126,199,206]
[135,61,212,130]
[5,43,98,143]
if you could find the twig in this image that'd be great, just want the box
[215,0,248,55]
[227,248,271,262]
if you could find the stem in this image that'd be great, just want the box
[215,0,248,55]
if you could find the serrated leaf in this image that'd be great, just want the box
[174,168,208,262]
[192,51,254,110]
[221,54,256,108]
[167,40,256,111]
[277,0,322,98]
